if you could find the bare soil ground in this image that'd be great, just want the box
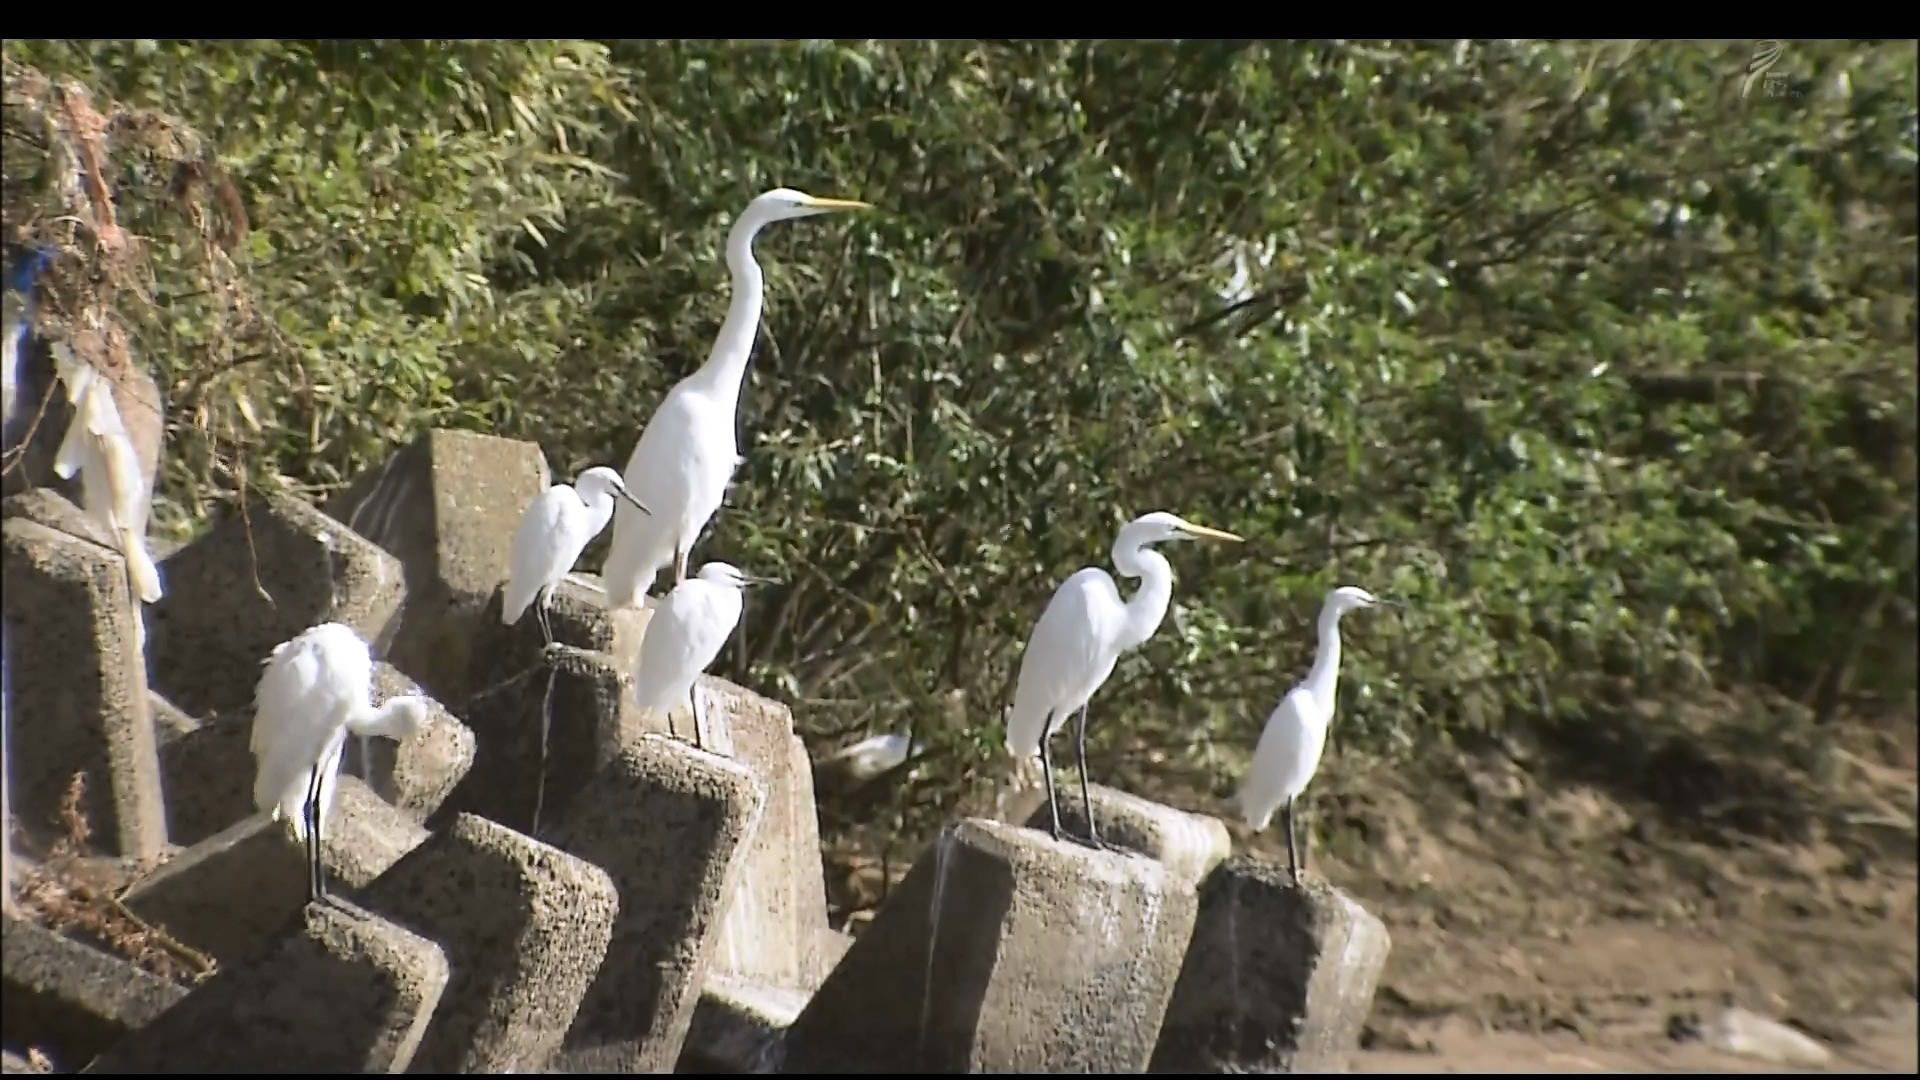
[824,688,1919,1074]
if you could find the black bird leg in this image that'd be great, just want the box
[304,761,326,904]
[1038,711,1063,841]
[1074,705,1106,850]
[1283,796,1303,886]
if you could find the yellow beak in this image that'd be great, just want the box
[802,196,873,212]
[1180,523,1245,543]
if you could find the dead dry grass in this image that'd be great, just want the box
[13,771,215,987]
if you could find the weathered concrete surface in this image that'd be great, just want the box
[121,776,429,969]
[1149,856,1392,1074]
[439,644,659,838]
[696,675,834,993]
[546,736,766,1073]
[0,914,187,1073]
[1,500,164,860]
[781,817,1196,1073]
[147,694,250,847]
[475,575,654,687]
[85,900,448,1073]
[362,813,619,1074]
[324,429,553,703]
[1022,780,1233,882]
[3,623,14,916]
[681,974,809,1074]
[145,491,403,716]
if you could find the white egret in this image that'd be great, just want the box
[632,561,775,749]
[1238,585,1397,885]
[602,188,872,610]
[502,464,652,648]
[251,621,431,904]
[1005,511,1245,848]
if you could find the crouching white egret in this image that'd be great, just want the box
[1238,585,1397,886]
[251,621,431,904]
[503,465,651,648]
[1006,511,1244,848]
[632,561,776,749]
[602,188,872,610]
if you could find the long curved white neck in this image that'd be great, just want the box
[578,488,618,538]
[684,212,768,408]
[1111,536,1175,653]
[1303,603,1345,702]
[345,697,419,738]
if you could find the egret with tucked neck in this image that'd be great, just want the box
[603,188,871,609]
[1005,511,1245,849]
[1238,585,1397,885]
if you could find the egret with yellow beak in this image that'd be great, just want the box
[603,188,872,609]
[1005,511,1245,848]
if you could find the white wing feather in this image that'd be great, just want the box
[1239,686,1329,831]
[604,390,737,609]
[502,487,574,625]
[1005,568,1127,757]
[633,579,743,714]
[250,624,374,839]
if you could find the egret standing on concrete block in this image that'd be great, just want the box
[251,621,432,904]
[1239,585,1397,886]
[632,561,774,750]
[602,188,872,610]
[503,465,651,648]
[1006,511,1244,848]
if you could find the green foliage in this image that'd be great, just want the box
[5,40,1914,831]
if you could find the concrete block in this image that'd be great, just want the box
[439,644,656,837]
[4,620,14,916]
[697,677,833,993]
[147,694,252,846]
[145,491,402,716]
[84,899,449,1073]
[1022,781,1233,882]
[545,735,766,1073]
[475,576,654,688]
[0,914,187,1073]
[1,511,164,860]
[681,974,808,1074]
[325,429,553,703]
[121,776,428,969]
[1148,856,1392,1074]
[361,813,619,1073]
[780,817,1196,1073]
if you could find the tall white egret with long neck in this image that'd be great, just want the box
[1005,511,1245,848]
[602,188,871,610]
[1239,584,1397,885]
